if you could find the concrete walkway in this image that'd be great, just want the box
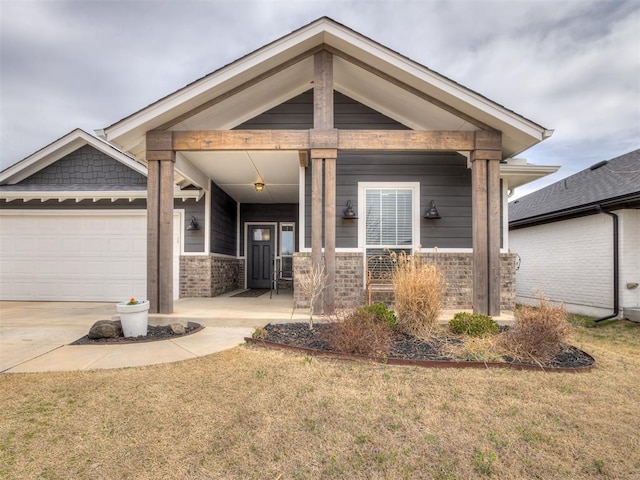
[0,291,309,374]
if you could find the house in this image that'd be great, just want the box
[0,17,557,315]
[509,149,640,321]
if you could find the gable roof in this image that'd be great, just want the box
[509,149,640,227]
[0,128,203,202]
[0,128,147,185]
[100,17,552,159]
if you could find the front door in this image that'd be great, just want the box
[247,225,274,289]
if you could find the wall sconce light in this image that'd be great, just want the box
[342,200,358,219]
[424,200,441,219]
[254,182,265,192]
[186,216,200,231]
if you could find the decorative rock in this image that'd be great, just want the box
[169,323,186,335]
[88,320,122,339]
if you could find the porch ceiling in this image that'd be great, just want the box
[179,150,299,203]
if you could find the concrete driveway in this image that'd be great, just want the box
[0,292,307,373]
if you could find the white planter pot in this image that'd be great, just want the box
[116,300,150,337]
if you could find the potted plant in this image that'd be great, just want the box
[116,297,150,337]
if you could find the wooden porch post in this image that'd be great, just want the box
[471,131,502,316]
[312,50,336,313]
[146,131,175,314]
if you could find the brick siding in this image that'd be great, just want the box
[293,251,516,311]
[179,255,241,297]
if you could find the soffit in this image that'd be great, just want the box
[180,150,300,203]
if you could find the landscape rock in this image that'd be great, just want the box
[88,320,122,339]
[170,323,186,335]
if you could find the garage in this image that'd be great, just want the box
[0,210,180,302]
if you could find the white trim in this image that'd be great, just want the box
[243,221,278,289]
[502,179,509,252]
[0,187,203,203]
[357,181,421,252]
[236,202,241,256]
[203,190,211,255]
[210,252,240,259]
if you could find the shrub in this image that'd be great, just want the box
[356,302,397,329]
[449,312,499,337]
[392,251,443,338]
[499,299,571,362]
[326,310,395,357]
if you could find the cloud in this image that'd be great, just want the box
[1,0,639,193]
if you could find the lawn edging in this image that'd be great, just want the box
[244,337,595,373]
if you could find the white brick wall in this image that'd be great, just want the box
[619,209,640,309]
[510,213,614,317]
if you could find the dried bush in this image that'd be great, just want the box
[392,251,444,338]
[499,299,571,362]
[326,310,395,357]
[449,312,499,337]
[355,302,397,329]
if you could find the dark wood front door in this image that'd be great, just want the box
[247,225,274,289]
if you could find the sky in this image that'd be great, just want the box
[1,0,638,199]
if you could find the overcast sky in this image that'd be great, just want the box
[1,0,638,199]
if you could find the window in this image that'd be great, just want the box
[279,223,295,274]
[359,183,419,256]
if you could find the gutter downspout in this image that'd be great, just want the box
[594,206,619,322]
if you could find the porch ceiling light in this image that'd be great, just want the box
[254,182,265,192]
[424,200,441,219]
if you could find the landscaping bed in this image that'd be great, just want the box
[246,322,595,372]
[70,322,203,345]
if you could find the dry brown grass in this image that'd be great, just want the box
[392,252,443,338]
[1,319,640,479]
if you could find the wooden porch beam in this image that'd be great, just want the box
[171,129,477,152]
[172,130,309,151]
[338,130,475,151]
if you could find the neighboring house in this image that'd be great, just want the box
[509,149,640,320]
[0,17,557,314]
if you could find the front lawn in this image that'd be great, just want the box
[1,316,639,479]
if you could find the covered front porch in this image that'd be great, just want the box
[99,18,554,317]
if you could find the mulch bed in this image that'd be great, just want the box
[246,323,595,372]
[70,322,203,345]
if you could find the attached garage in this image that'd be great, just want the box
[0,210,180,302]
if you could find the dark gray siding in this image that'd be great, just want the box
[239,203,298,256]
[180,198,206,253]
[237,90,408,130]
[210,181,237,256]
[305,152,473,249]
[19,145,146,185]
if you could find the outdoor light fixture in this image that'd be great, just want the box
[254,182,265,192]
[424,200,441,219]
[186,216,200,231]
[342,200,358,219]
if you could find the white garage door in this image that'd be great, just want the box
[0,211,180,302]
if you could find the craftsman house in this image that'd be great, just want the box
[0,17,557,315]
[509,149,640,321]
